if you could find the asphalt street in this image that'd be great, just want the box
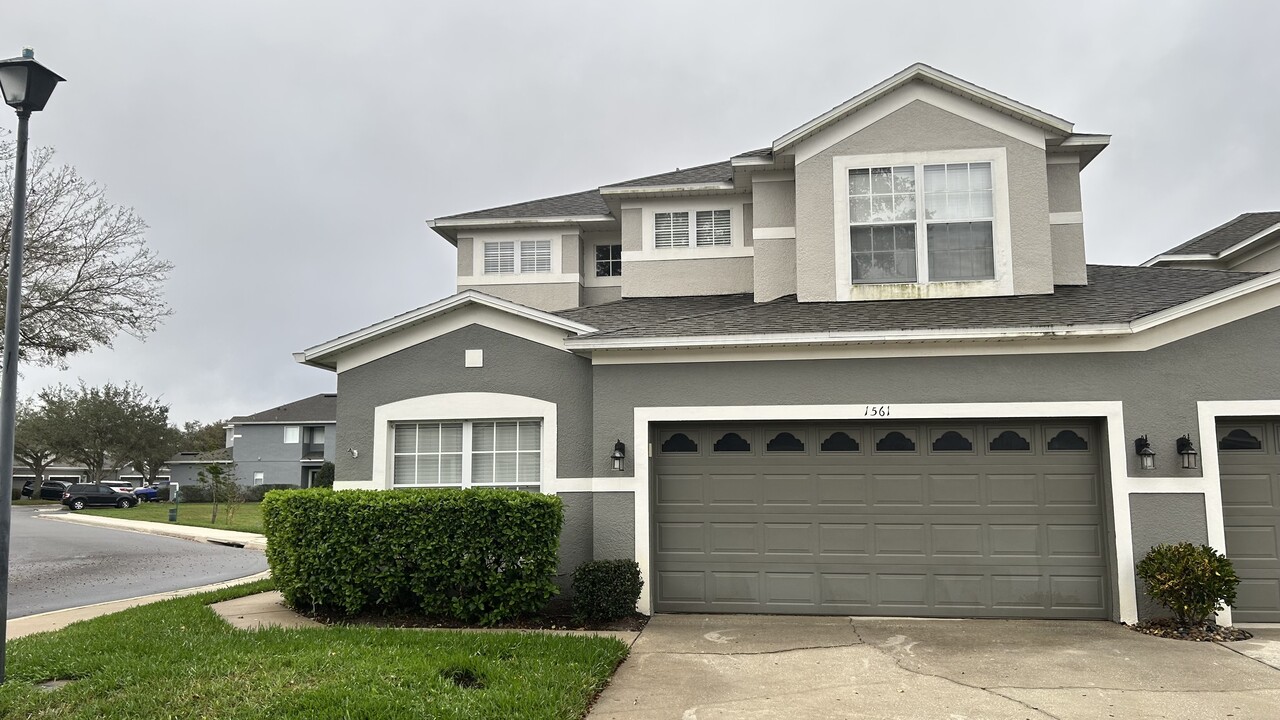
[6,506,268,619]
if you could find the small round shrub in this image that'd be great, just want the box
[1135,542,1239,625]
[572,559,643,622]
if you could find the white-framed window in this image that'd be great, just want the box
[654,212,690,249]
[695,210,731,247]
[306,426,325,445]
[848,161,994,284]
[595,244,622,277]
[391,418,541,490]
[483,239,552,275]
[253,471,265,486]
[283,426,300,444]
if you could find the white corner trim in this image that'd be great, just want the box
[1196,399,1280,627]
[753,226,796,241]
[368,392,556,490]
[628,400,1138,622]
[1046,154,1081,165]
[542,476,639,494]
[296,290,596,370]
[1049,211,1084,225]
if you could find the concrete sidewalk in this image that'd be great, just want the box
[8,570,271,640]
[589,615,1280,719]
[39,510,267,550]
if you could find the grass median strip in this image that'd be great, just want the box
[80,502,265,534]
[0,580,629,719]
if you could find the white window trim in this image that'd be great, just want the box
[391,419,542,489]
[253,471,265,486]
[366,392,556,492]
[482,238,553,276]
[832,148,1014,301]
[583,241,623,288]
[283,426,300,444]
[635,198,749,261]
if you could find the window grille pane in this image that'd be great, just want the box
[517,452,541,482]
[969,162,993,190]
[417,424,440,454]
[439,454,463,484]
[851,166,914,225]
[851,224,917,282]
[927,221,995,281]
[417,455,439,484]
[394,425,417,453]
[483,241,515,274]
[393,455,416,484]
[472,453,494,483]
[495,422,518,451]
[695,210,731,246]
[518,421,541,451]
[472,422,494,452]
[520,240,551,273]
[924,162,992,222]
[440,423,463,452]
[494,454,518,484]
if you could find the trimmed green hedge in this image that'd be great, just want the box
[262,488,563,625]
[572,559,643,622]
[1136,542,1240,625]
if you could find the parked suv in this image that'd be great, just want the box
[34,480,73,501]
[99,480,135,494]
[62,483,136,510]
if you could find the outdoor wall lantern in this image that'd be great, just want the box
[1177,434,1199,470]
[611,440,626,471]
[1134,435,1156,470]
[0,49,65,112]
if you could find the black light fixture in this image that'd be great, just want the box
[1177,434,1199,470]
[1134,435,1156,471]
[611,440,626,471]
[0,49,65,112]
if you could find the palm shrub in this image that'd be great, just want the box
[1135,542,1239,625]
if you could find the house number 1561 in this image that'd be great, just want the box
[864,405,891,417]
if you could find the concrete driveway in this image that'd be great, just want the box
[589,615,1280,719]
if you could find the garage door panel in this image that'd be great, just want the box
[654,419,1107,618]
[1218,419,1280,622]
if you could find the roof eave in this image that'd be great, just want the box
[1143,221,1280,266]
[598,182,736,197]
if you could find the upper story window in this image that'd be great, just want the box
[848,162,994,284]
[654,210,732,249]
[595,244,622,277]
[283,426,300,444]
[483,239,551,274]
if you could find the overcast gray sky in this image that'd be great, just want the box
[2,1,1276,425]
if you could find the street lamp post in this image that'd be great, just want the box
[0,47,64,683]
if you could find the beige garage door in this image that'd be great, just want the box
[652,420,1109,618]
[1218,418,1280,623]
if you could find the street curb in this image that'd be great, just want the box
[8,570,272,640]
[37,511,268,551]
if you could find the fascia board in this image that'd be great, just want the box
[426,215,614,229]
[598,182,736,196]
[296,290,598,370]
[1141,224,1280,266]
[773,63,1074,152]
[1140,253,1218,267]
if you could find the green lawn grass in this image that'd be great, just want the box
[0,579,630,719]
[81,502,266,534]
[11,498,59,506]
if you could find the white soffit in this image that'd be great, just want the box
[773,63,1075,153]
[295,290,597,371]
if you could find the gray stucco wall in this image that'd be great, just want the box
[622,257,754,297]
[335,323,594,482]
[557,492,594,591]
[621,208,642,252]
[593,492,635,561]
[229,423,333,487]
[589,307,1280,480]
[456,282,579,312]
[753,237,797,301]
[561,233,580,275]
[753,179,796,229]
[1046,162,1082,213]
[1129,493,1209,619]
[794,99,1054,301]
[456,237,474,277]
[1050,223,1088,285]
[581,285,622,306]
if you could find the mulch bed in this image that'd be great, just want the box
[1129,618,1253,642]
[304,595,648,633]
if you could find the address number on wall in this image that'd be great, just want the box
[863,405,891,417]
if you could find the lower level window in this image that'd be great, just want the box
[392,419,541,490]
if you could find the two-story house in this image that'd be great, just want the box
[295,64,1280,625]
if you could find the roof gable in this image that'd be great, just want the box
[1146,212,1280,263]
[230,393,337,424]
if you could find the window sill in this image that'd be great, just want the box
[846,278,1009,301]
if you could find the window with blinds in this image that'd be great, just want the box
[695,210,731,246]
[519,240,551,273]
[483,241,515,274]
[391,419,541,491]
[654,212,690,248]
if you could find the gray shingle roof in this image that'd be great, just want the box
[436,188,609,221]
[559,265,1262,341]
[229,393,337,424]
[1162,212,1280,256]
[600,160,733,189]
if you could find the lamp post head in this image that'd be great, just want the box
[0,49,65,113]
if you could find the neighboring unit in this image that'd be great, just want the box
[297,63,1280,624]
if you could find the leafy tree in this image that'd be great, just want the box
[196,463,239,524]
[40,381,170,482]
[0,137,172,366]
[127,422,183,486]
[181,419,227,452]
[313,461,335,489]
[14,401,58,484]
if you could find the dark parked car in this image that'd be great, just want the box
[34,480,73,501]
[61,483,137,510]
[133,485,160,502]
